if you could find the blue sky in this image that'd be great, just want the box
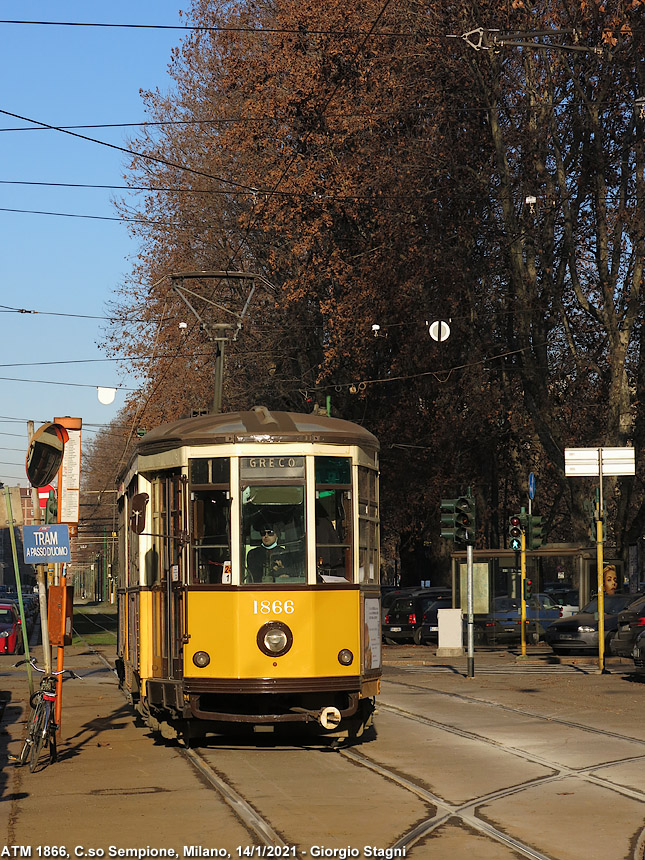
[0,3,186,485]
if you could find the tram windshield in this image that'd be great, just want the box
[241,486,306,584]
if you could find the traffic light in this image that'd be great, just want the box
[527,515,544,550]
[593,493,607,541]
[45,489,57,525]
[440,498,459,541]
[508,514,523,551]
[523,578,533,600]
[441,494,476,544]
[455,493,476,544]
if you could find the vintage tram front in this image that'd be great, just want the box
[116,407,381,741]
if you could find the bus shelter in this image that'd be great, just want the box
[449,544,623,613]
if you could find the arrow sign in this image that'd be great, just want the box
[528,472,535,500]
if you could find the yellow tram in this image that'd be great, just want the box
[116,406,381,742]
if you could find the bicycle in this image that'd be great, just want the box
[15,658,82,772]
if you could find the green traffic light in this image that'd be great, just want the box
[527,514,544,550]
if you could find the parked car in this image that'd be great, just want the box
[609,595,645,657]
[471,593,562,646]
[412,596,455,644]
[0,602,23,654]
[382,588,452,643]
[544,592,644,655]
[632,628,645,675]
[381,586,419,620]
[548,589,579,617]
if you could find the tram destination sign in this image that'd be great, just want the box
[240,456,305,479]
[22,524,71,564]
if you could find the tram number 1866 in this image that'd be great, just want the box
[253,599,295,615]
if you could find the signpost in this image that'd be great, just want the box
[54,417,82,536]
[564,447,635,672]
[22,525,71,564]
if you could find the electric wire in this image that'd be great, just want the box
[0,107,264,195]
[0,19,407,38]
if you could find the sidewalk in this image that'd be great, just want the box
[0,642,251,850]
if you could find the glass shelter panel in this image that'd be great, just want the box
[315,456,352,582]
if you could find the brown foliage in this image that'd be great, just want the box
[96,0,645,576]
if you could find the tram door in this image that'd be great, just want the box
[151,473,188,680]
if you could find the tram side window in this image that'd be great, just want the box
[190,458,231,585]
[191,490,231,584]
[241,485,306,584]
[358,466,379,584]
[146,478,167,586]
[315,456,352,582]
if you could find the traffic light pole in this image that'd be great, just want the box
[597,457,606,673]
[466,542,474,678]
[520,529,527,659]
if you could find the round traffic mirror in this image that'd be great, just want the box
[25,423,69,488]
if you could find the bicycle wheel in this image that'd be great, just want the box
[18,713,34,765]
[29,700,49,772]
[18,696,40,766]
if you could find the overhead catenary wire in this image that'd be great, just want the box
[0,107,264,195]
[0,19,407,37]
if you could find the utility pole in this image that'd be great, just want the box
[27,420,53,675]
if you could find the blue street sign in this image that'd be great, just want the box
[22,524,71,564]
[528,472,536,500]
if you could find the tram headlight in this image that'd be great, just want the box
[338,649,353,666]
[257,621,293,657]
[192,650,211,668]
[265,630,288,652]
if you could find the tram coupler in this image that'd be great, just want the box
[289,705,342,729]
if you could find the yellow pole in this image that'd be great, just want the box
[596,517,605,672]
[520,529,527,657]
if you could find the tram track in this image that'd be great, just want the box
[176,680,645,860]
[76,610,118,638]
[384,674,645,747]
[182,731,561,860]
[182,747,288,847]
[64,627,645,858]
[369,684,645,858]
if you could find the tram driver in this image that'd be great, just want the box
[246,526,291,582]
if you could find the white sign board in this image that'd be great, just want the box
[564,447,635,477]
[57,425,82,523]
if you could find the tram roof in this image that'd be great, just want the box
[135,407,379,455]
